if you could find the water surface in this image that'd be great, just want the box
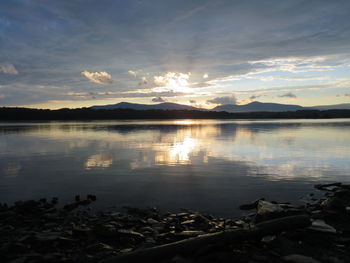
[1,119,349,216]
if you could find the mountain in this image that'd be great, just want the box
[91,101,350,113]
[90,102,203,111]
[312,103,350,110]
[212,101,305,112]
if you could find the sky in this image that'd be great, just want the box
[0,0,350,109]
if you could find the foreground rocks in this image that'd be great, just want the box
[1,183,350,262]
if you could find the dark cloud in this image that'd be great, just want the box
[249,94,262,100]
[152,97,166,102]
[207,95,237,105]
[278,92,297,98]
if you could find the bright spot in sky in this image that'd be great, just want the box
[153,72,193,93]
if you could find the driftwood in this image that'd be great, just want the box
[100,215,311,263]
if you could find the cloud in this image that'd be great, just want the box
[189,99,196,104]
[154,72,190,86]
[139,76,148,85]
[343,94,350,97]
[152,96,166,102]
[278,92,297,98]
[153,72,193,93]
[81,71,113,85]
[128,70,137,77]
[203,73,208,79]
[249,94,262,100]
[0,64,18,75]
[207,95,237,105]
[2,1,350,107]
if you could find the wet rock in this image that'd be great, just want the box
[261,235,276,243]
[86,242,114,253]
[118,229,145,240]
[181,220,195,225]
[35,231,60,242]
[87,194,97,201]
[308,219,337,233]
[73,225,92,235]
[175,230,205,237]
[321,197,344,211]
[240,199,264,210]
[257,200,283,215]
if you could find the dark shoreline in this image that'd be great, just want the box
[1,183,350,263]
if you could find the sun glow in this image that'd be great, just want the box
[153,72,194,93]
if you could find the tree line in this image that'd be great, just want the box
[1,107,350,120]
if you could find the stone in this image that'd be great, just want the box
[175,230,205,237]
[117,229,145,239]
[261,235,276,243]
[308,219,337,233]
[283,254,321,263]
[181,220,195,225]
[257,200,283,215]
[35,232,60,241]
[86,242,114,252]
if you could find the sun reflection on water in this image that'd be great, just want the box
[85,153,114,170]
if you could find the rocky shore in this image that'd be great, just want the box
[1,183,350,263]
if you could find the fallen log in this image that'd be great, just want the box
[100,215,311,263]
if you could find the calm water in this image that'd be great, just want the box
[1,119,350,216]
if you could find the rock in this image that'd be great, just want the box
[86,242,114,252]
[314,183,342,191]
[257,200,283,215]
[308,219,337,233]
[73,225,92,235]
[181,220,195,225]
[35,231,60,241]
[282,254,321,263]
[51,197,58,204]
[321,197,344,211]
[171,255,191,263]
[175,231,205,237]
[252,255,268,262]
[63,202,79,211]
[87,194,97,201]
[118,229,145,240]
[95,224,118,237]
[239,199,263,210]
[147,218,159,224]
[8,257,27,263]
[261,235,276,243]
[325,256,345,263]
[0,210,16,219]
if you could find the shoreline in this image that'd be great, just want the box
[1,183,350,263]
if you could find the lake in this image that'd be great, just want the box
[0,119,349,217]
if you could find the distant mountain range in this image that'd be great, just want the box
[91,102,201,111]
[90,101,350,113]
